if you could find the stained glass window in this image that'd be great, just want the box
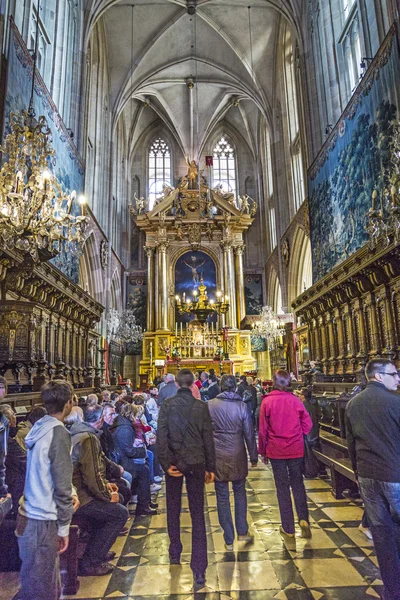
[148,138,171,209]
[212,136,237,197]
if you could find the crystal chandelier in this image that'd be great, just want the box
[107,308,144,344]
[251,306,285,342]
[0,0,88,263]
[0,111,88,262]
[175,278,229,323]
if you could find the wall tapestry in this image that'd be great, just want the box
[175,251,217,323]
[4,22,85,283]
[244,274,263,315]
[308,27,400,282]
[126,273,147,355]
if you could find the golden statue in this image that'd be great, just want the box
[185,157,199,189]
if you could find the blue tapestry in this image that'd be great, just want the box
[4,23,85,283]
[308,28,400,283]
[175,251,217,323]
[244,274,263,315]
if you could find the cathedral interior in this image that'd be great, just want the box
[0,0,400,598]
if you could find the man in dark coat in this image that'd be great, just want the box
[157,369,216,586]
[346,359,400,600]
[208,375,258,550]
[157,373,178,406]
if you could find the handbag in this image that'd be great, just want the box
[303,437,320,478]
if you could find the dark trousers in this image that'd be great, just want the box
[215,478,248,544]
[165,469,207,574]
[76,499,128,566]
[270,457,309,534]
[359,477,400,600]
[130,463,151,511]
[16,516,60,600]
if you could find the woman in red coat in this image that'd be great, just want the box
[258,370,313,538]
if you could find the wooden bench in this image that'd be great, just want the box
[313,450,358,499]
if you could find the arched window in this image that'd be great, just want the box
[265,129,276,250]
[212,136,237,197]
[59,0,77,126]
[148,138,171,209]
[283,27,305,214]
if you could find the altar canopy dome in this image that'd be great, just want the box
[87,0,284,158]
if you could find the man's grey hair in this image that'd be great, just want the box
[83,404,103,423]
[64,406,83,426]
[165,373,175,383]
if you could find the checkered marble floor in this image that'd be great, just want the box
[0,464,384,600]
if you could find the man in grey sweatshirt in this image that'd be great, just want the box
[16,380,77,600]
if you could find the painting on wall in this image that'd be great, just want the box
[4,22,85,284]
[244,274,263,315]
[308,28,400,283]
[126,274,147,355]
[175,251,217,323]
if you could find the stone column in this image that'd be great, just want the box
[158,242,169,331]
[228,246,237,330]
[234,244,246,329]
[145,247,155,332]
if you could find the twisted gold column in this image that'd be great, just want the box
[145,246,155,332]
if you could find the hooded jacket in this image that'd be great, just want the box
[19,415,73,537]
[258,390,313,459]
[70,421,112,507]
[0,413,9,497]
[208,391,258,481]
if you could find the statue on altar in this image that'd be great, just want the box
[184,157,199,189]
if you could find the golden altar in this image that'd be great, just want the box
[130,162,257,378]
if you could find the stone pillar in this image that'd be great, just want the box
[234,244,246,329]
[145,247,155,332]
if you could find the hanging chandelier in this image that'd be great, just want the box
[251,306,285,342]
[0,0,88,263]
[107,308,144,344]
[0,111,88,262]
[175,278,229,323]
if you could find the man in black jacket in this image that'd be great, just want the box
[346,359,400,600]
[157,369,216,586]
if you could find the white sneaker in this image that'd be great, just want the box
[154,476,163,483]
[358,524,373,540]
[150,483,162,493]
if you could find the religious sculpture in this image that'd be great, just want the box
[185,157,199,188]
[183,255,205,285]
[133,194,146,214]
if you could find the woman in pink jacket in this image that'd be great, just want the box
[258,370,313,538]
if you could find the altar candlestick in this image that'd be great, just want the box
[175,323,178,337]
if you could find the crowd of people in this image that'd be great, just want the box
[0,360,400,599]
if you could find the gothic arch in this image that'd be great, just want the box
[287,226,312,307]
[78,233,103,302]
[110,268,123,312]
[268,267,283,315]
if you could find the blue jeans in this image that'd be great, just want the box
[147,450,155,483]
[359,477,400,600]
[270,457,309,534]
[122,470,132,487]
[215,478,248,545]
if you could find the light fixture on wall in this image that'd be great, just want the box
[0,0,88,263]
[251,306,285,342]
[175,278,229,323]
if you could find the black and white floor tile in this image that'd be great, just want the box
[0,465,384,599]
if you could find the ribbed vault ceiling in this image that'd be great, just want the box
[91,0,298,158]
